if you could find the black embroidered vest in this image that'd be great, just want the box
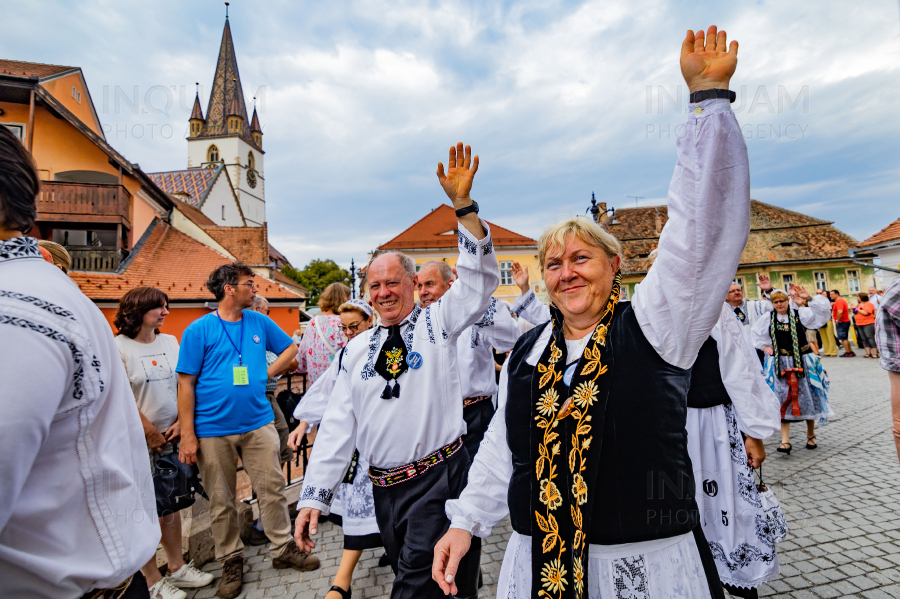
[505,303,698,545]
[686,337,731,409]
[773,310,811,356]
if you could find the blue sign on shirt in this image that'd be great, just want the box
[176,310,293,438]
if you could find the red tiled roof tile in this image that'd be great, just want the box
[0,59,77,79]
[202,225,269,265]
[859,217,900,248]
[149,168,218,207]
[378,204,536,250]
[69,221,301,301]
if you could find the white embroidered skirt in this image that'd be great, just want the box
[496,531,712,599]
[329,453,380,538]
[687,404,786,589]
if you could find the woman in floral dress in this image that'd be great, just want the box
[297,283,351,385]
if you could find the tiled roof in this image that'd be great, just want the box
[69,220,301,301]
[274,270,309,297]
[0,59,77,79]
[269,243,290,268]
[613,200,861,276]
[378,204,537,250]
[190,92,204,120]
[202,225,269,264]
[173,198,217,226]
[859,217,900,248]
[250,107,261,132]
[148,167,219,207]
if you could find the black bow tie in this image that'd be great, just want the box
[374,325,408,399]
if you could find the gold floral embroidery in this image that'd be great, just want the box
[573,558,585,594]
[539,479,563,509]
[534,273,621,599]
[541,559,568,594]
[537,388,560,418]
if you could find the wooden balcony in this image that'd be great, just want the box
[37,181,131,225]
[68,247,129,272]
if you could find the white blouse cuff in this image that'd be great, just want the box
[445,500,498,538]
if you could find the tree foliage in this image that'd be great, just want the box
[282,259,351,306]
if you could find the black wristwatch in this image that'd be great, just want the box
[689,89,736,104]
[455,200,479,218]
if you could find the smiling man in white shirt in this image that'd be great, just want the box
[294,143,499,599]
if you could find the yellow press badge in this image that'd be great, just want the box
[233,364,249,386]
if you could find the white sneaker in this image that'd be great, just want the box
[166,561,215,589]
[148,577,186,599]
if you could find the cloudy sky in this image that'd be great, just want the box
[5,1,899,268]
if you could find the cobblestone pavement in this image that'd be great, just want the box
[185,355,897,599]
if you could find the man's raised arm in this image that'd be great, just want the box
[434,142,500,336]
[634,26,750,369]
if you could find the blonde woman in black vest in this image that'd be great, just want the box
[435,25,750,599]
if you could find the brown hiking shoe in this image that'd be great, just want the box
[272,540,321,571]
[216,556,243,599]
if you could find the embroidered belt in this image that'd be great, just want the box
[368,437,464,487]
[779,345,811,356]
[463,394,491,408]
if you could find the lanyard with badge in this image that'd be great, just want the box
[217,310,249,385]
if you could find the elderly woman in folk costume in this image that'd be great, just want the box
[751,287,833,454]
[288,299,383,599]
[434,26,750,599]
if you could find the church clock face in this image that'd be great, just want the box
[247,169,257,188]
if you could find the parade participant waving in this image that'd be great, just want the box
[435,26,750,599]
[752,286,833,454]
[294,143,499,599]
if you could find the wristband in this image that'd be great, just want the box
[455,200,479,218]
[689,89,736,104]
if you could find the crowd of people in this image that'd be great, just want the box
[3,24,900,599]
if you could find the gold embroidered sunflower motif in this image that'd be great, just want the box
[539,479,563,510]
[572,381,599,409]
[548,345,563,364]
[541,559,568,594]
[573,557,585,594]
[592,324,608,346]
[536,388,560,418]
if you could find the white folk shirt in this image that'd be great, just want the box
[710,304,780,440]
[750,294,832,349]
[445,98,752,539]
[297,220,499,513]
[0,237,159,598]
[294,298,521,430]
[457,298,521,399]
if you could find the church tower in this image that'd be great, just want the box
[187,7,265,226]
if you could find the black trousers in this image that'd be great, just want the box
[372,447,482,599]
[462,399,495,461]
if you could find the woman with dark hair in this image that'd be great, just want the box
[114,287,214,598]
[854,292,879,359]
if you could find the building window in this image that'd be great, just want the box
[814,271,828,292]
[221,205,225,221]
[72,86,76,98]
[207,145,220,163]
[847,269,860,294]
[620,285,629,301]
[733,277,745,290]
[2,123,25,140]
[781,273,795,289]
[248,151,255,171]
[77,91,81,103]
[500,261,514,286]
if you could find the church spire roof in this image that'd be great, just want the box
[197,16,257,147]
[190,88,204,121]
[250,106,261,132]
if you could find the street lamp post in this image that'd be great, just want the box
[350,258,357,299]
[586,192,617,225]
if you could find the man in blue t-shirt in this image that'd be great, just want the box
[177,262,318,599]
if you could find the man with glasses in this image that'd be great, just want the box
[177,263,318,599]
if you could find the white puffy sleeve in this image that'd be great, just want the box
[799,295,831,330]
[711,305,780,440]
[752,312,774,350]
[445,361,513,537]
[478,299,522,353]
[511,289,551,325]
[433,221,500,338]
[632,99,750,369]
[292,348,342,431]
